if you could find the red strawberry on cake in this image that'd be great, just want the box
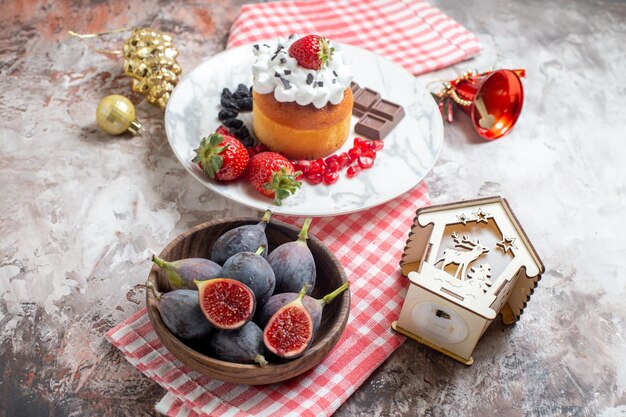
[251,34,354,160]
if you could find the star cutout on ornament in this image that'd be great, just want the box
[497,236,518,253]
[472,208,491,223]
[457,213,470,225]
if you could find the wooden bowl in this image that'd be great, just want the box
[146,217,350,385]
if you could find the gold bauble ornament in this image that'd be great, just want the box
[96,95,142,135]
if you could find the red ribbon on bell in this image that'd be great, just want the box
[433,69,525,140]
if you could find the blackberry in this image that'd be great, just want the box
[221,88,233,99]
[233,125,254,147]
[223,118,244,129]
[221,96,239,110]
[238,97,253,111]
[218,108,239,121]
[233,91,248,101]
[236,83,249,95]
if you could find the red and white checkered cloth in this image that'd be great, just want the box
[107,184,430,417]
[106,1,480,415]
[228,0,480,75]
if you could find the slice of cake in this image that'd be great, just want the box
[251,34,353,160]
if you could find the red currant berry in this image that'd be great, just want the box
[358,141,371,152]
[346,165,361,178]
[308,161,322,174]
[348,147,362,161]
[372,140,384,151]
[353,137,365,148]
[323,172,339,185]
[305,172,323,184]
[291,160,308,173]
[358,156,374,169]
[362,150,376,159]
[338,153,350,169]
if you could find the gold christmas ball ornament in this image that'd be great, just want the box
[96,95,143,135]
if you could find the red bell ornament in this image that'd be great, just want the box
[432,69,525,140]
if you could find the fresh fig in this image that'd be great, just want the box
[196,278,256,330]
[257,282,350,334]
[152,255,221,290]
[209,321,268,367]
[219,245,276,307]
[147,281,213,340]
[211,210,271,265]
[263,285,314,358]
[268,218,316,294]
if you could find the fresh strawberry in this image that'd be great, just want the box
[248,152,302,205]
[288,35,334,70]
[192,133,249,182]
[215,125,230,136]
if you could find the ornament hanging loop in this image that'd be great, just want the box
[67,28,131,56]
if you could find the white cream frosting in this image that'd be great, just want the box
[252,34,353,109]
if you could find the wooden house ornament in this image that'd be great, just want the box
[392,197,544,365]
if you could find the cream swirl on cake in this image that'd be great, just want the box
[252,34,353,109]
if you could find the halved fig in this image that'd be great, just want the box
[257,281,350,334]
[196,278,256,330]
[263,285,314,358]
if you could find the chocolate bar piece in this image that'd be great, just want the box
[350,81,361,95]
[370,99,405,124]
[353,88,381,116]
[355,113,394,141]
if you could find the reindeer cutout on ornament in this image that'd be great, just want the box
[435,232,490,280]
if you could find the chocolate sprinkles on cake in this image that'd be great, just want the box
[306,74,314,85]
[280,78,292,89]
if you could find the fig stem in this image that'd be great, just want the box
[298,217,313,242]
[151,254,170,269]
[145,280,161,302]
[295,284,311,302]
[320,281,350,305]
[255,354,268,367]
[261,209,272,224]
[255,245,266,256]
[152,255,184,289]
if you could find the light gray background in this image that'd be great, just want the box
[0,0,624,415]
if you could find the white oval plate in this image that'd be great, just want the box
[165,43,443,217]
